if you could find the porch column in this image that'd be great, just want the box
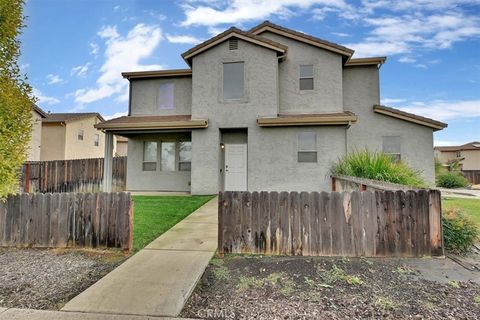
[103,132,114,192]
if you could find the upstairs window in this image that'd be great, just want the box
[223,62,244,100]
[382,136,401,162]
[143,141,157,171]
[179,141,192,171]
[158,82,174,109]
[94,134,99,147]
[299,65,314,90]
[298,132,317,162]
[78,129,84,141]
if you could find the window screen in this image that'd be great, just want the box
[382,136,401,162]
[299,65,314,90]
[223,62,244,100]
[179,141,192,171]
[158,83,174,109]
[161,142,176,171]
[298,132,317,162]
[143,141,157,171]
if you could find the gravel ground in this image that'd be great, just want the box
[181,255,480,319]
[0,247,126,310]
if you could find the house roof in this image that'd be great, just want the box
[344,57,386,67]
[43,112,105,123]
[33,105,47,118]
[373,105,447,131]
[257,111,358,127]
[181,27,288,66]
[122,69,192,80]
[95,115,208,131]
[435,141,480,152]
[249,21,354,58]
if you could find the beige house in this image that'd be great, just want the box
[434,142,480,171]
[27,105,47,161]
[96,21,447,194]
[40,113,109,161]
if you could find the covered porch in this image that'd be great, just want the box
[95,115,208,192]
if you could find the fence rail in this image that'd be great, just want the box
[462,170,480,185]
[218,190,443,257]
[20,157,127,193]
[0,192,133,251]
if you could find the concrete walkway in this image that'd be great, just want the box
[62,197,218,318]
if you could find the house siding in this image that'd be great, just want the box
[343,66,435,185]
[64,117,105,160]
[40,123,66,161]
[27,110,43,161]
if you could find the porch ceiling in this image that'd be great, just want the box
[95,115,208,132]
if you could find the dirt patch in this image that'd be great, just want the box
[0,247,126,310]
[181,255,480,319]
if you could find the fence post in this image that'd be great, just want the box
[24,163,31,193]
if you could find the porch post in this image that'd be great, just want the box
[103,132,114,192]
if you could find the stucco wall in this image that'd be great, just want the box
[191,39,279,194]
[130,77,192,116]
[126,133,191,191]
[27,110,42,161]
[259,31,344,114]
[40,123,66,161]
[64,117,105,159]
[343,66,435,185]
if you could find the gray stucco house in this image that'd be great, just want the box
[97,21,447,195]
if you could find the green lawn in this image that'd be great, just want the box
[132,195,215,251]
[442,197,480,226]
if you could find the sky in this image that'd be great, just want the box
[20,0,480,146]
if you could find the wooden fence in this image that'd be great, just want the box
[20,157,127,193]
[462,170,480,185]
[218,190,443,257]
[0,192,133,251]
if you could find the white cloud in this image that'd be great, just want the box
[344,40,410,57]
[181,0,352,26]
[399,99,480,121]
[46,74,64,85]
[71,63,90,77]
[331,32,350,37]
[32,88,60,106]
[89,42,99,56]
[381,98,407,104]
[398,56,416,63]
[415,63,428,69]
[434,140,468,147]
[166,34,203,45]
[74,24,163,105]
[20,63,30,70]
[105,111,128,120]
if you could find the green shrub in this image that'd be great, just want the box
[443,208,479,253]
[330,150,426,187]
[437,172,469,188]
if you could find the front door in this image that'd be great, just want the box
[224,144,247,191]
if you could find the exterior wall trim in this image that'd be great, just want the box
[373,105,447,131]
[257,113,357,126]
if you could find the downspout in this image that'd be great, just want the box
[127,80,132,116]
[345,120,351,154]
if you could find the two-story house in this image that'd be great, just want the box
[96,21,447,194]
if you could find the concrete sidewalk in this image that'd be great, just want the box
[62,197,218,318]
[0,308,193,319]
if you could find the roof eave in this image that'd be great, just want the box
[257,114,358,127]
[373,105,447,131]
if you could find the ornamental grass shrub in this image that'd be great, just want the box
[443,207,479,253]
[330,150,426,188]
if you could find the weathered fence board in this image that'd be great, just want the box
[462,170,480,185]
[218,190,443,257]
[20,157,127,193]
[0,192,133,251]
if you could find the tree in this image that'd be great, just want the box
[0,0,35,198]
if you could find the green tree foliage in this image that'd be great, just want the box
[0,0,35,198]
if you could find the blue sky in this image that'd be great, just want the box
[20,0,480,146]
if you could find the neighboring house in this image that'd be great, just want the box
[27,105,47,161]
[434,142,480,171]
[41,113,109,160]
[96,21,447,194]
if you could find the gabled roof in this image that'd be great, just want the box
[373,105,447,131]
[33,105,47,118]
[435,141,480,152]
[249,21,354,58]
[345,57,386,67]
[95,115,208,131]
[181,27,287,66]
[122,69,192,80]
[43,112,105,124]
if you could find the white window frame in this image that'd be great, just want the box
[382,136,401,162]
[299,65,314,91]
[78,129,84,141]
[142,141,157,171]
[297,132,317,163]
[94,134,99,147]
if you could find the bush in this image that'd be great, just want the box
[330,150,426,187]
[443,208,479,253]
[436,172,469,189]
